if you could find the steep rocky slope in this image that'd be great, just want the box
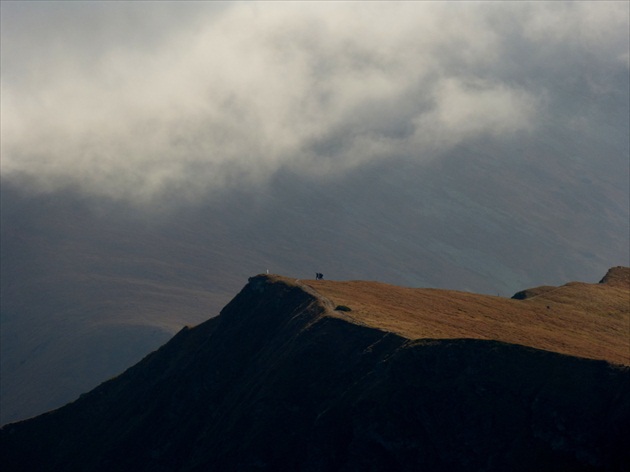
[1,271,629,471]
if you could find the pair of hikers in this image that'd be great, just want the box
[315,272,324,280]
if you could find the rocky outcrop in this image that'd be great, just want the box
[510,285,556,300]
[599,266,630,288]
[2,275,629,471]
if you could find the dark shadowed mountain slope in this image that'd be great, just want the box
[2,271,629,472]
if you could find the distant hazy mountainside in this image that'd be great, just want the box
[2,122,629,425]
[2,270,628,471]
[2,77,628,426]
[0,184,237,425]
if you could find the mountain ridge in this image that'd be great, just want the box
[301,266,629,366]
[2,269,629,471]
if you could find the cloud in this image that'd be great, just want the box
[1,2,627,202]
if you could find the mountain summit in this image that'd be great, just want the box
[2,269,629,471]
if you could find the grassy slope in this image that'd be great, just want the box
[302,267,630,366]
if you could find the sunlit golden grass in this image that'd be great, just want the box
[301,270,629,366]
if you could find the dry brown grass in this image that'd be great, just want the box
[299,268,630,366]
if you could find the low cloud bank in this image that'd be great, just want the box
[1,2,628,202]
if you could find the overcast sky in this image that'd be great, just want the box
[1,1,628,202]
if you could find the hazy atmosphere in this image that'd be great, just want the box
[1,1,629,425]
[2,2,628,201]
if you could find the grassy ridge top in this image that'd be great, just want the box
[299,267,629,366]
